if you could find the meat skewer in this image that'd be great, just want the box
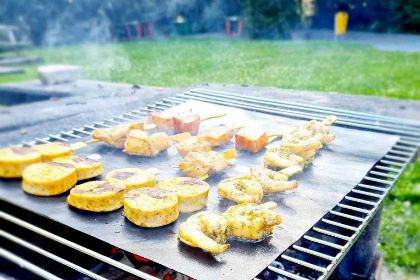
[235,128,284,153]
[89,113,226,147]
[178,149,236,178]
[149,112,226,134]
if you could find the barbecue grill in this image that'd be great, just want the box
[1,87,419,280]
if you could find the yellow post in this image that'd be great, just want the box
[335,12,348,36]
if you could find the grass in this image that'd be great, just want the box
[0,39,419,275]
[0,39,419,100]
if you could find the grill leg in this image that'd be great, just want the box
[331,205,383,280]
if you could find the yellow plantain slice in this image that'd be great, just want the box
[158,177,210,213]
[22,162,77,196]
[32,142,72,161]
[67,181,125,212]
[54,155,103,180]
[124,187,179,227]
[0,147,42,178]
[105,168,157,191]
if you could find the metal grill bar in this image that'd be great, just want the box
[5,87,418,280]
[303,236,344,250]
[0,211,159,280]
[292,245,336,261]
[312,228,352,241]
[0,248,61,280]
[336,203,371,214]
[0,230,106,280]
[189,88,420,127]
[281,255,327,273]
[268,265,309,280]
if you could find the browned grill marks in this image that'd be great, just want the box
[113,172,135,180]
[72,182,123,195]
[138,188,169,199]
[10,147,37,155]
[46,162,75,169]
[72,157,99,165]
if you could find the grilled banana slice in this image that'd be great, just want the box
[175,136,212,158]
[106,168,157,191]
[158,177,210,213]
[178,211,230,254]
[68,181,125,212]
[250,166,298,193]
[124,188,179,227]
[222,202,281,241]
[0,147,42,178]
[218,176,264,203]
[54,155,103,180]
[235,128,268,153]
[32,142,72,161]
[22,162,77,196]
[124,130,171,157]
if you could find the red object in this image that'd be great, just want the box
[136,24,142,39]
[130,253,149,263]
[225,19,243,37]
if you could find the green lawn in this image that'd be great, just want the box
[0,39,419,99]
[0,39,419,275]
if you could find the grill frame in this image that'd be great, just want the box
[2,88,419,280]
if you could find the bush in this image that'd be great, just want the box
[243,0,301,39]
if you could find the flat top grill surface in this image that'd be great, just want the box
[0,100,398,280]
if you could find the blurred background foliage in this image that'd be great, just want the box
[0,0,419,46]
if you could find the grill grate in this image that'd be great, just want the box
[3,88,419,280]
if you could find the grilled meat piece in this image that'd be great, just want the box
[250,166,298,193]
[173,114,201,135]
[201,126,235,147]
[176,136,212,157]
[91,122,145,148]
[218,175,264,203]
[124,130,171,157]
[179,151,232,178]
[178,211,230,254]
[222,202,281,241]
[235,128,268,153]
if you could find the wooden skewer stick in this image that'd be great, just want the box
[223,148,237,160]
[261,201,278,210]
[70,142,87,151]
[85,139,100,144]
[201,113,226,122]
[198,174,209,181]
[278,165,303,177]
[267,131,285,138]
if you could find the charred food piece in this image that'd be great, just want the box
[201,126,235,147]
[179,151,232,178]
[91,122,145,148]
[175,136,212,158]
[22,162,77,196]
[68,181,126,212]
[158,177,210,213]
[54,155,103,180]
[178,211,230,254]
[124,188,179,227]
[222,202,281,241]
[124,130,170,157]
[235,128,268,153]
[0,147,42,178]
[217,175,264,203]
[105,168,157,191]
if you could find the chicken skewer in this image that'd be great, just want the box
[178,149,236,178]
[235,128,285,153]
[264,116,337,172]
[89,112,226,147]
